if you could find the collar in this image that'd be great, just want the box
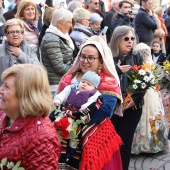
[0,111,43,133]
[14,5,18,13]
[0,112,28,132]
[140,7,147,13]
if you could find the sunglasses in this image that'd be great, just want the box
[94,2,99,5]
[123,36,135,41]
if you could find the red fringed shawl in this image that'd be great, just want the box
[80,118,122,170]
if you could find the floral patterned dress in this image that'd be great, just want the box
[131,88,169,154]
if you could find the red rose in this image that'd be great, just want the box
[59,117,70,129]
[54,121,61,130]
[60,129,69,139]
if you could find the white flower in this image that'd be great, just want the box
[67,117,74,132]
[143,76,150,82]
[138,69,146,76]
[133,84,138,89]
[149,73,154,79]
[141,83,147,89]
[55,116,61,122]
[134,79,141,84]
[150,78,155,85]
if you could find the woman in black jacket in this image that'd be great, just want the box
[110,25,144,170]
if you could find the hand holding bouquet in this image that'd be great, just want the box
[127,63,162,94]
[51,107,86,147]
[123,63,163,109]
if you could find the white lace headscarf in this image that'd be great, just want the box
[67,35,121,87]
[62,36,123,106]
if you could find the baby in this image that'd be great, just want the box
[53,70,102,160]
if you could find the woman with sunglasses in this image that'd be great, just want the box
[55,35,123,170]
[0,18,39,86]
[110,25,145,170]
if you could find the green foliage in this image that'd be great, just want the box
[0,158,25,170]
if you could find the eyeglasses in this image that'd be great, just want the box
[79,54,99,63]
[6,30,24,35]
[123,36,135,41]
[94,2,99,5]
[85,19,90,21]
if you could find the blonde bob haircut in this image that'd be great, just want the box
[1,64,52,118]
[73,8,91,23]
[15,0,39,21]
[154,7,164,17]
[4,18,24,34]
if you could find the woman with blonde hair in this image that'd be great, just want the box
[154,6,168,44]
[0,64,61,169]
[16,0,40,45]
[0,18,39,86]
[70,8,93,48]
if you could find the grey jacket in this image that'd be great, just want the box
[41,32,73,85]
[0,39,39,85]
[70,23,92,47]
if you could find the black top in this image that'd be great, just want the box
[135,7,157,46]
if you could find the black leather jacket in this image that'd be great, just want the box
[113,50,145,107]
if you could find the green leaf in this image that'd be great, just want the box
[7,162,14,168]
[1,158,7,166]
[18,168,25,170]
[12,161,21,169]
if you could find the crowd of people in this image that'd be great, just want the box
[0,0,170,169]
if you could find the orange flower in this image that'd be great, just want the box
[142,62,152,72]
[162,66,166,71]
[123,94,132,109]
[155,84,161,91]
[132,65,140,72]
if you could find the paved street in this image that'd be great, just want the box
[129,149,170,170]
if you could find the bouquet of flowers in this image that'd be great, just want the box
[123,63,163,109]
[51,107,86,147]
[159,60,170,90]
[127,63,163,94]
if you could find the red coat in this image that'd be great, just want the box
[0,110,61,170]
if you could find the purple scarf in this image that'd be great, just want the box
[24,20,40,37]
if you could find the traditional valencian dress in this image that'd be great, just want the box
[58,70,122,170]
[131,87,169,154]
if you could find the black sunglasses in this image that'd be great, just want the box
[123,36,135,41]
[94,2,99,5]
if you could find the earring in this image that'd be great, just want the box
[97,63,103,74]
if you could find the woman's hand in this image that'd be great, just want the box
[117,60,132,73]
[123,99,135,112]
[9,46,22,57]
